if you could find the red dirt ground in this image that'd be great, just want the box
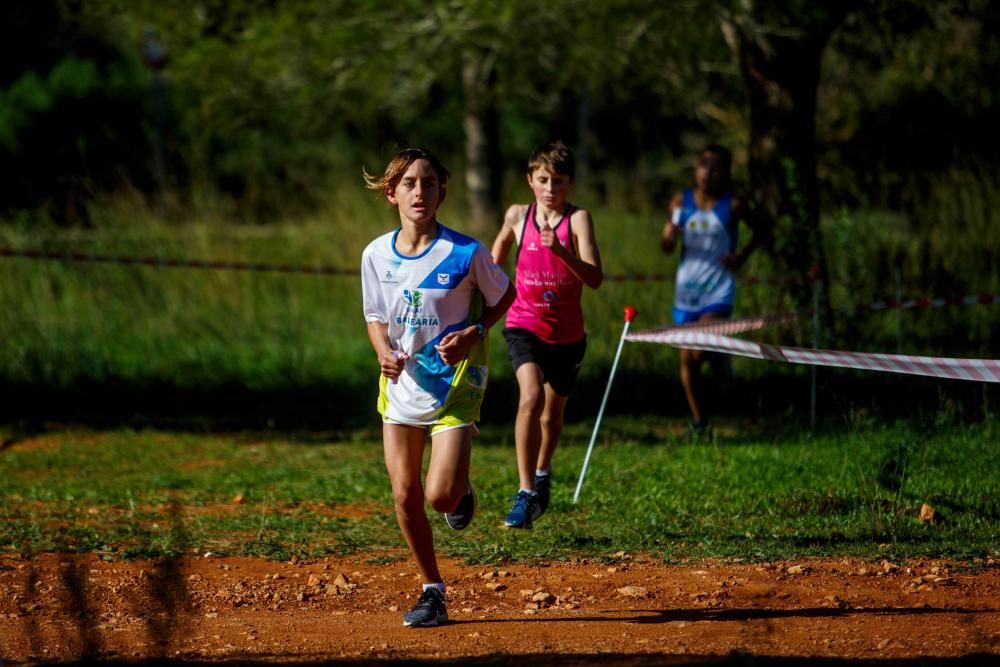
[1,553,998,665]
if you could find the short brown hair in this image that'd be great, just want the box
[364,146,450,197]
[527,141,575,180]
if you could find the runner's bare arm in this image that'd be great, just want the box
[367,321,407,379]
[435,282,516,365]
[491,205,526,265]
[661,192,684,254]
[562,208,603,289]
[538,208,602,289]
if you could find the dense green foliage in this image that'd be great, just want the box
[2,419,998,562]
[2,1,998,219]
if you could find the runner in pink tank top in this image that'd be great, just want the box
[505,202,585,344]
[491,141,603,529]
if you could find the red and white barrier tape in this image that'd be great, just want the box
[638,292,1000,337]
[635,313,798,337]
[0,248,356,277]
[626,329,1000,383]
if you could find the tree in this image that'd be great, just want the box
[719,1,861,303]
[0,1,153,222]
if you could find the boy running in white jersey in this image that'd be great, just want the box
[661,144,765,436]
[361,147,516,627]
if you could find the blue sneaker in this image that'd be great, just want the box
[533,474,551,516]
[504,489,539,529]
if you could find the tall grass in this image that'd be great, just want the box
[824,163,1000,359]
[1,172,998,425]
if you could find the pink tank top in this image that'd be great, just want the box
[505,203,585,344]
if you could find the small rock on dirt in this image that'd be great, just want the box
[617,585,648,598]
[532,592,555,605]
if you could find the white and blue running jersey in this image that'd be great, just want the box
[672,189,737,320]
[361,224,511,425]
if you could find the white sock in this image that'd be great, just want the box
[535,469,550,478]
[520,488,537,496]
[423,582,446,596]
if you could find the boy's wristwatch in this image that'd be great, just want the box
[474,322,487,340]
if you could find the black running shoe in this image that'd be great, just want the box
[403,587,448,627]
[444,480,477,530]
[533,474,551,516]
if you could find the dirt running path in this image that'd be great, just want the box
[1,553,999,664]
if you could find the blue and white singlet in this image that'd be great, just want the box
[671,189,737,324]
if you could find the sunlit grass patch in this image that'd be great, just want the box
[2,420,998,563]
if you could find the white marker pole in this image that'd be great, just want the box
[573,305,637,504]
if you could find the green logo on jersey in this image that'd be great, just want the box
[403,289,422,308]
[398,288,438,326]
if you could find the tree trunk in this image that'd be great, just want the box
[738,28,826,302]
[462,50,502,235]
[724,4,856,310]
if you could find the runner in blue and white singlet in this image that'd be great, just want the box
[661,144,765,432]
[362,224,510,428]
[671,188,738,324]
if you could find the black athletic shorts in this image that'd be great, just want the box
[502,327,587,397]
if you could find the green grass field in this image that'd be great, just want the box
[3,417,998,564]
[2,192,999,564]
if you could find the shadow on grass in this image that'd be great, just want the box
[1,418,45,450]
[1,368,997,433]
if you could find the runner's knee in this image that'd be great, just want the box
[518,386,544,415]
[392,483,424,514]
[425,482,461,513]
